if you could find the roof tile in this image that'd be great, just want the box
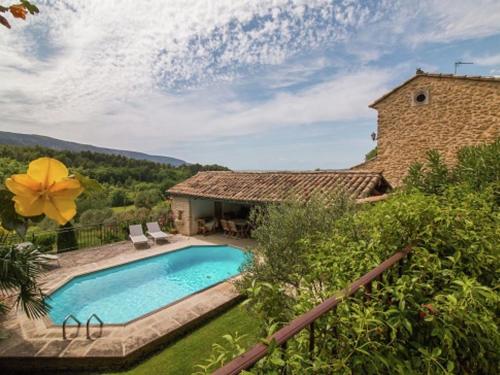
[167,171,389,203]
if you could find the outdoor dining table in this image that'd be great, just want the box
[232,219,248,225]
[230,219,250,237]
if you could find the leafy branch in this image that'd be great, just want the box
[0,0,39,29]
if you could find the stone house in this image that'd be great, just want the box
[167,171,390,235]
[167,71,499,236]
[352,71,500,186]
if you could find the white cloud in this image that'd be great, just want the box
[0,0,499,165]
[0,1,369,115]
[13,68,390,154]
[473,53,500,66]
[415,0,500,43]
[328,1,500,68]
[0,1,379,140]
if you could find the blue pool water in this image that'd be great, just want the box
[48,245,248,324]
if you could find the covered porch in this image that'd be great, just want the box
[170,196,254,237]
[167,170,391,237]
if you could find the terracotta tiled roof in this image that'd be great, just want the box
[167,171,390,203]
[369,71,500,108]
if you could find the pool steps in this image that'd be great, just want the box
[62,314,81,339]
[86,313,104,339]
[62,313,104,339]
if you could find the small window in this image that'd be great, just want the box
[415,93,426,102]
[412,89,429,106]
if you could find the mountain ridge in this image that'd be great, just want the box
[0,131,187,166]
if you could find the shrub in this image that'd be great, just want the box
[79,208,115,226]
[134,189,162,209]
[110,188,132,207]
[36,217,59,231]
[404,149,450,194]
[405,139,500,195]
[151,203,173,230]
[365,146,378,161]
[33,232,56,253]
[134,207,151,223]
[453,139,500,192]
[115,208,137,223]
[76,191,110,213]
[197,141,500,374]
[0,244,48,319]
[239,193,354,322]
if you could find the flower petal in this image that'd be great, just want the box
[43,198,72,225]
[28,157,69,186]
[5,174,41,196]
[52,198,77,223]
[13,195,44,217]
[49,179,83,200]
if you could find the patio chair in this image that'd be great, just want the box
[197,218,208,235]
[227,220,242,238]
[220,219,230,236]
[129,224,149,248]
[241,222,252,238]
[146,222,172,244]
[197,218,216,235]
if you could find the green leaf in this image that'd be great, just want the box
[270,356,285,367]
[447,361,455,372]
[431,347,442,357]
[73,171,103,195]
[20,0,39,14]
[402,318,413,334]
[0,189,27,237]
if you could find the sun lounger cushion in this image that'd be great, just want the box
[146,222,171,240]
[129,225,148,245]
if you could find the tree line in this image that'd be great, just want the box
[0,144,228,226]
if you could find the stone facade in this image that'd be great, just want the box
[171,197,220,235]
[170,196,192,235]
[352,73,500,186]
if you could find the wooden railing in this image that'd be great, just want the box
[214,246,412,375]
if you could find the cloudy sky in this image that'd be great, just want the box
[1,0,499,169]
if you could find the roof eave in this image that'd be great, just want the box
[166,191,274,204]
[369,74,420,108]
[369,72,500,109]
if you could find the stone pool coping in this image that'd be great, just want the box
[0,236,248,372]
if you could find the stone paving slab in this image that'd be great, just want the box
[0,235,251,372]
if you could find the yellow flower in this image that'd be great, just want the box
[5,157,83,225]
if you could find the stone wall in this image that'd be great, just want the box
[171,196,192,235]
[353,75,500,186]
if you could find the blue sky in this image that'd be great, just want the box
[1,0,499,169]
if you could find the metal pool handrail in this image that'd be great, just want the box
[214,246,412,375]
[86,313,104,339]
[62,314,82,340]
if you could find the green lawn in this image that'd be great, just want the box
[110,304,260,375]
[111,205,135,213]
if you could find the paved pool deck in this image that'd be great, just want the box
[0,234,255,373]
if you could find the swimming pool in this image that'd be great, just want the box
[48,245,248,325]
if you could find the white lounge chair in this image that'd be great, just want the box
[129,224,149,248]
[146,222,172,243]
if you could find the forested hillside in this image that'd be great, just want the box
[0,144,228,229]
[0,131,187,166]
